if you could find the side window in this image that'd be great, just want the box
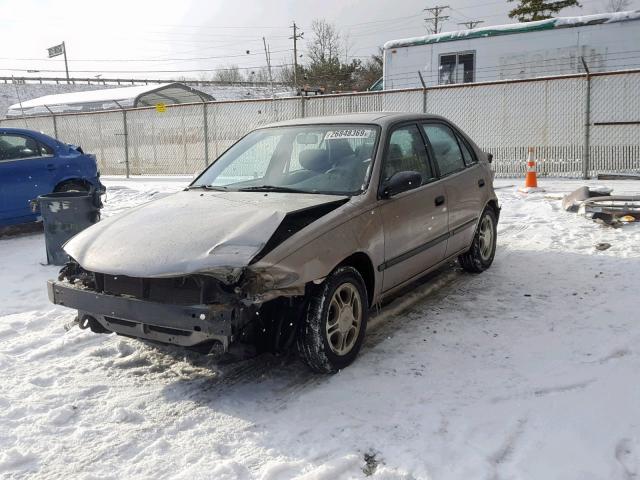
[422,124,466,176]
[457,136,477,166]
[0,134,41,161]
[382,125,434,184]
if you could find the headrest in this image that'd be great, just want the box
[299,149,331,172]
[388,143,403,160]
[431,141,451,156]
[328,139,354,160]
[355,144,374,160]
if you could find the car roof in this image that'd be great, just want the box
[0,127,49,137]
[0,127,60,146]
[261,112,449,129]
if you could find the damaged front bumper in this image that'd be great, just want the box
[48,280,240,350]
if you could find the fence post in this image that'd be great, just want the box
[203,102,210,167]
[581,57,591,180]
[123,109,130,178]
[418,71,427,113]
[300,95,305,118]
[44,105,58,139]
[113,100,130,177]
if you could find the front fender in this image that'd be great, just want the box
[250,207,384,302]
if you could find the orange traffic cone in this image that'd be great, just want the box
[518,147,544,193]
[525,147,538,188]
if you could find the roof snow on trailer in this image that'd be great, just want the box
[384,10,640,49]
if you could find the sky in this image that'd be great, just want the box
[0,0,638,81]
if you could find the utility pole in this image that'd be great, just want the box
[423,5,450,34]
[289,21,304,91]
[457,20,484,29]
[263,37,274,98]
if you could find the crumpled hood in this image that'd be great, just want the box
[64,190,346,278]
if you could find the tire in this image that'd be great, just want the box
[54,181,89,193]
[458,207,497,273]
[297,266,369,373]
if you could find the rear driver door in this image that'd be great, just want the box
[421,122,486,257]
[378,124,448,292]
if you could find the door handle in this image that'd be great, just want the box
[435,195,445,206]
[47,164,56,171]
[478,178,485,187]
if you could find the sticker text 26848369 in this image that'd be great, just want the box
[324,129,371,140]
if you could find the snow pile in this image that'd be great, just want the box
[0,178,639,479]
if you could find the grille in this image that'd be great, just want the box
[98,274,202,305]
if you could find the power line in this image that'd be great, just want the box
[0,49,293,63]
[0,64,296,74]
[423,5,450,34]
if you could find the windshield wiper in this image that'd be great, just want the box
[186,185,228,191]
[237,185,309,193]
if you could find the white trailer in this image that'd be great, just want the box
[383,10,640,89]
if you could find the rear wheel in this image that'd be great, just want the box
[458,207,497,273]
[297,266,368,373]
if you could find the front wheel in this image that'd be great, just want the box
[54,181,89,193]
[297,266,368,373]
[458,207,497,273]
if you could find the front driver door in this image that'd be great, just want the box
[377,124,448,292]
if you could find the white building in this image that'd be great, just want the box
[383,10,640,89]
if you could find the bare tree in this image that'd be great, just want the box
[274,63,295,86]
[245,66,272,84]
[307,19,343,66]
[604,0,631,11]
[214,65,245,83]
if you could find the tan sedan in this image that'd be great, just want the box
[49,112,499,373]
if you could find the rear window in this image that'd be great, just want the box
[458,136,476,166]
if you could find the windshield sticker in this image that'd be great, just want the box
[324,129,371,140]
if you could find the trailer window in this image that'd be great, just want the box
[439,55,457,85]
[439,52,475,85]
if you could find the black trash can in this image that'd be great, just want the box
[37,192,101,265]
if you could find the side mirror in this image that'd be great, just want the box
[380,171,422,199]
[486,152,493,164]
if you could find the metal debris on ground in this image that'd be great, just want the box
[561,186,613,212]
[562,186,640,227]
[596,173,640,181]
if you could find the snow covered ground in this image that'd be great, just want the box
[1,177,639,479]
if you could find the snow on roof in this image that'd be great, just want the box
[7,82,213,117]
[384,10,640,49]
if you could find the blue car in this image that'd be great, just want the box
[0,128,105,227]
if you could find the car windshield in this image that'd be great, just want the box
[191,124,379,195]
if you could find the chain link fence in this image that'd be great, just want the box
[2,70,638,178]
